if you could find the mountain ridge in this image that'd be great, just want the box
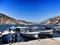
[41,15,60,25]
[0,13,34,25]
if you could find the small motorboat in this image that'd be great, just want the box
[15,26,53,39]
[14,26,39,39]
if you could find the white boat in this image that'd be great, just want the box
[15,26,53,38]
[14,27,39,38]
[2,29,15,43]
[2,30,15,35]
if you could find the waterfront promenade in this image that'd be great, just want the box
[4,37,60,45]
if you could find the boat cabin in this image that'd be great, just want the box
[15,27,29,33]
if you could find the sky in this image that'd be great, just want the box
[0,0,60,22]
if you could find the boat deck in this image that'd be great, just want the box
[21,30,53,34]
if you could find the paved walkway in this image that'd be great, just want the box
[4,37,60,45]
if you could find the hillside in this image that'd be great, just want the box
[41,16,60,25]
[0,13,33,25]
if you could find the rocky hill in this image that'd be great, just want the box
[41,16,60,25]
[0,13,33,25]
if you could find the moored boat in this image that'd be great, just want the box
[2,29,15,43]
[15,26,39,38]
[15,26,53,39]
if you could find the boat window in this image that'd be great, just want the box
[41,26,51,30]
[45,27,51,30]
[20,28,29,32]
[25,28,30,32]
[29,29,34,32]
[20,29,24,32]
[15,28,20,32]
[29,29,39,32]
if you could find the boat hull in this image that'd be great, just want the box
[20,33,38,41]
[20,32,39,39]
[23,34,38,39]
[2,34,15,44]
